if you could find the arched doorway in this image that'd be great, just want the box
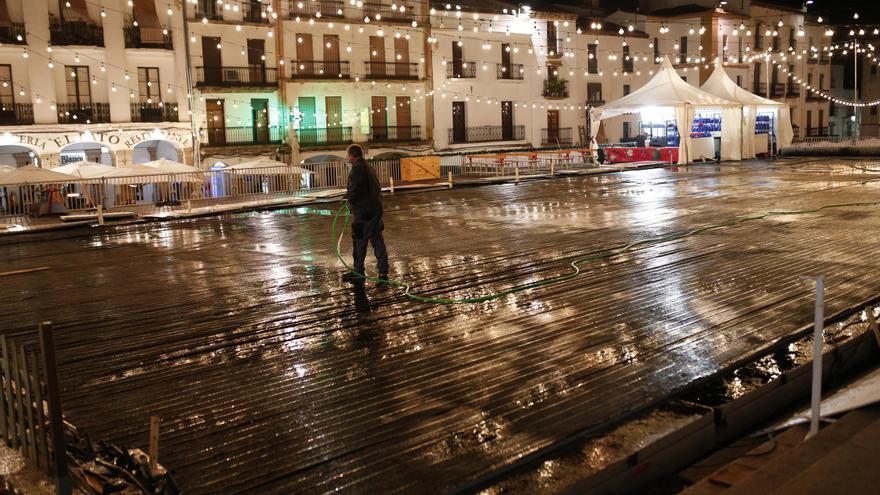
[0,145,40,168]
[60,142,115,166]
[132,139,184,164]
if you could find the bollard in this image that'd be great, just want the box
[96,205,105,226]
[806,276,824,440]
[515,166,520,183]
[149,416,160,474]
[389,176,395,194]
[187,199,192,213]
[448,171,453,189]
[550,160,555,176]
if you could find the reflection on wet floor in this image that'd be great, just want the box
[2,158,880,493]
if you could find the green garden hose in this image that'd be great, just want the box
[332,200,880,305]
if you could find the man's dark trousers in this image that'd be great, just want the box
[351,208,389,275]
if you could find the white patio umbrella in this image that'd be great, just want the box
[227,159,313,175]
[140,158,203,174]
[0,165,77,185]
[53,161,118,180]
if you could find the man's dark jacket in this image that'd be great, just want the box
[346,158,383,214]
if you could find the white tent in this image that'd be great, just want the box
[140,158,203,174]
[591,57,743,164]
[700,63,793,159]
[0,166,76,185]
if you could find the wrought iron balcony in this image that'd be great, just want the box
[288,0,344,18]
[241,1,269,23]
[754,82,767,95]
[130,102,179,122]
[202,126,286,147]
[587,98,605,106]
[541,127,573,146]
[369,126,421,143]
[193,0,223,20]
[124,25,173,49]
[786,84,800,98]
[808,55,819,64]
[448,125,525,144]
[543,79,569,98]
[771,83,786,98]
[295,127,353,147]
[365,62,418,80]
[496,63,524,80]
[0,103,34,126]
[49,20,104,47]
[57,103,111,124]
[196,66,278,87]
[446,62,477,79]
[0,23,26,45]
[362,2,412,23]
[290,61,350,79]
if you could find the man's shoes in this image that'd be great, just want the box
[342,272,365,284]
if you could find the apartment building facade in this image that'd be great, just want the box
[0,0,852,170]
[0,0,191,169]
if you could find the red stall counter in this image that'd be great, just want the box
[604,147,678,164]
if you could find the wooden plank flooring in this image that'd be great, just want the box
[2,159,880,493]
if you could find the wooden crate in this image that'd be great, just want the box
[401,156,440,181]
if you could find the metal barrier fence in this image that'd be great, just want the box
[0,153,599,223]
[0,159,402,221]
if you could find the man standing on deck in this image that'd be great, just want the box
[342,145,389,283]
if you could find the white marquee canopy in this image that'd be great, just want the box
[591,57,742,164]
[700,63,794,159]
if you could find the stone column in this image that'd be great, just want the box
[22,0,59,124]
[104,0,132,122]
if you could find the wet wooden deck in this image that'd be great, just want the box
[2,159,880,493]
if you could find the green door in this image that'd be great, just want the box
[298,97,316,145]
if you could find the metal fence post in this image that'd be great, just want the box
[37,322,71,495]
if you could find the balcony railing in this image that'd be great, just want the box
[49,21,104,47]
[130,102,179,122]
[365,62,418,80]
[587,98,605,106]
[786,84,800,97]
[0,103,34,125]
[446,62,476,79]
[771,83,786,98]
[193,1,223,20]
[820,55,830,64]
[543,79,569,98]
[363,2,412,23]
[808,56,819,64]
[288,0,344,18]
[448,125,525,144]
[296,127,353,147]
[241,1,269,23]
[369,125,421,143]
[496,63,524,80]
[541,127,573,146]
[196,66,278,87]
[290,60,350,79]
[57,103,111,124]
[202,126,286,147]
[754,82,766,95]
[0,23,26,45]
[124,25,173,49]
